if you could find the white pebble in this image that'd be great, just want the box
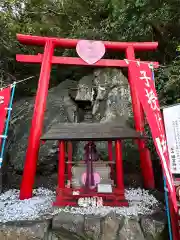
[0,187,161,223]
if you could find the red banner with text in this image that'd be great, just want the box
[0,87,11,146]
[130,62,177,211]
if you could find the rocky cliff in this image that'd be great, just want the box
[7,68,134,174]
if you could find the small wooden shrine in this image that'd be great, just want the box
[41,122,147,207]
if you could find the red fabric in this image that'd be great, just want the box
[0,87,11,146]
[130,62,177,211]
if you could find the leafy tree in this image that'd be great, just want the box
[0,0,180,104]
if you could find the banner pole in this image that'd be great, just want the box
[163,176,173,240]
[0,83,16,167]
[151,66,173,240]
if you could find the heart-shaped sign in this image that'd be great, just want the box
[81,172,101,188]
[76,40,105,65]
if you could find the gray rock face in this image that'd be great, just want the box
[93,68,132,122]
[84,215,101,240]
[0,211,168,240]
[7,68,132,171]
[8,79,78,171]
[140,212,167,240]
[101,212,120,240]
[118,217,145,240]
[0,220,50,240]
[52,211,84,234]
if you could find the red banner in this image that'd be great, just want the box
[130,62,177,211]
[0,87,11,146]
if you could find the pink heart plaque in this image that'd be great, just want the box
[76,40,105,64]
[81,172,101,189]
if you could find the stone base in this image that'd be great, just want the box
[0,211,168,240]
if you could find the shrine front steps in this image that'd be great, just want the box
[53,199,128,207]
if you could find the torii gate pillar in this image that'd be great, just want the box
[20,40,54,199]
[126,46,154,188]
[16,34,158,199]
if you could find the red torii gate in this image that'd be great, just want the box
[16,34,159,200]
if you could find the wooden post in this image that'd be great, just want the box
[67,141,72,183]
[108,141,114,178]
[58,141,65,189]
[115,140,124,191]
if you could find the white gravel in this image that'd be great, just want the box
[0,187,161,223]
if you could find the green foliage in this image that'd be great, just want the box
[0,0,180,103]
[156,57,180,105]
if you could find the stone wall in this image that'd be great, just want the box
[0,211,167,240]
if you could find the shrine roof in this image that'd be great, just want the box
[41,122,148,141]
